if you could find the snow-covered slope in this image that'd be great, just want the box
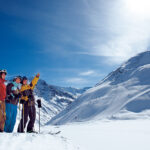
[30,79,89,125]
[48,51,150,125]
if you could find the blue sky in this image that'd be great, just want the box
[0,0,150,88]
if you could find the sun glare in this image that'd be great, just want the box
[125,0,150,17]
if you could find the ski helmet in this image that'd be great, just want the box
[0,69,7,75]
[13,76,22,81]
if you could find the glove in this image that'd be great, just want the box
[20,99,26,104]
[8,95,13,100]
[28,94,33,99]
[37,99,42,108]
[14,93,21,99]
[36,73,40,78]
[17,93,22,99]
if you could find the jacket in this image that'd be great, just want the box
[20,76,39,103]
[6,82,20,105]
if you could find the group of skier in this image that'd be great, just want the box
[0,69,40,133]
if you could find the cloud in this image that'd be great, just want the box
[39,67,106,87]
[65,77,88,84]
[79,0,150,64]
[79,70,96,76]
[63,69,106,87]
[2,0,149,66]
[78,70,105,77]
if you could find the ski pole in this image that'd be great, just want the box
[23,104,24,132]
[39,107,40,133]
[37,99,42,133]
[19,98,22,132]
[19,98,21,121]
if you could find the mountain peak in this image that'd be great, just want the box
[122,50,150,69]
[48,51,150,125]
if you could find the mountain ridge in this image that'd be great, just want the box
[48,51,150,125]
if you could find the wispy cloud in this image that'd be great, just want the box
[1,0,150,65]
[78,70,104,77]
[79,70,96,76]
[65,77,88,84]
[78,0,150,64]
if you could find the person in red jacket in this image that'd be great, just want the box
[0,70,7,132]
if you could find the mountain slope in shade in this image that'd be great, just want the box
[48,51,150,125]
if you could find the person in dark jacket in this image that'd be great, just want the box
[4,76,21,133]
[0,69,7,132]
[18,73,40,133]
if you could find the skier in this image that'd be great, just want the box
[0,70,7,132]
[17,73,40,133]
[4,76,22,133]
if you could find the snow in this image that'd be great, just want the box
[48,119,150,150]
[0,132,79,150]
[48,51,150,125]
[1,119,150,150]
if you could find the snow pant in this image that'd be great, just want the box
[0,101,6,132]
[17,103,36,133]
[4,103,17,133]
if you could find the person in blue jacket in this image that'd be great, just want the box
[4,76,21,133]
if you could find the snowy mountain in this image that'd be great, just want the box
[48,51,150,125]
[30,79,90,125]
[55,86,91,98]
